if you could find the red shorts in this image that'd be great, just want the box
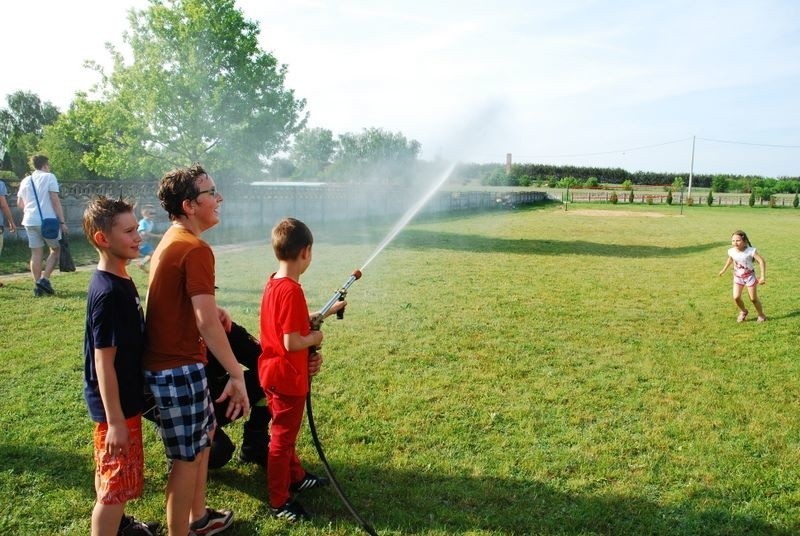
[93,414,144,505]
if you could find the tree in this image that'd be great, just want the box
[87,0,306,181]
[289,128,335,179]
[36,97,131,180]
[327,127,421,183]
[266,157,294,179]
[482,167,510,186]
[45,96,161,180]
[711,175,729,193]
[0,91,60,176]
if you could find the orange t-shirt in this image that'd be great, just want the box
[143,226,216,371]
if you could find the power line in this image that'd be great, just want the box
[512,137,693,159]
[696,137,800,149]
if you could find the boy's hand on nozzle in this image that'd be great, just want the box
[216,375,250,421]
[328,299,347,318]
[309,350,324,376]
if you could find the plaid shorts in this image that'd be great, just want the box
[93,414,144,505]
[145,363,216,461]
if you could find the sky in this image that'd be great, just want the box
[2,0,800,177]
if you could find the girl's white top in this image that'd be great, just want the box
[728,246,757,277]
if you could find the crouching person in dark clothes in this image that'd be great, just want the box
[205,322,270,469]
[143,322,270,469]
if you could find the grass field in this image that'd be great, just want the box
[1,204,798,535]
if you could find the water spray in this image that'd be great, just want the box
[306,164,456,535]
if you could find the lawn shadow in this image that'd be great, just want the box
[0,442,91,496]
[390,229,719,258]
[765,309,800,321]
[210,460,795,535]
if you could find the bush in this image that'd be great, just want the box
[794,193,799,208]
[622,179,633,191]
[769,196,777,208]
[645,195,654,205]
[585,176,599,188]
[628,190,635,203]
[666,190,673,205]
[518,174,531,187]
[609,192,618,204]
[687,197,694,206]
[0,170,17,181]
[707,190,714,206]
[749,191,756,207]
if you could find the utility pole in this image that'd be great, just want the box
[687,135,696,199]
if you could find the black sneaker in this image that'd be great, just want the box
[238,439,268,467]
[33,286,43,297]
[271,499,309,523]
[289,471,330,493]
[118,515,160,535]
[36,277,54,295]
[189,507,233,535]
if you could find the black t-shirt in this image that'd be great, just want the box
[83,270,145,422]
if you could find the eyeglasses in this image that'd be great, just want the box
[194,187,219,199]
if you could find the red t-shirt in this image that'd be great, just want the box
[258,274,311,396]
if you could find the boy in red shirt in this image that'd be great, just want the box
[258,217,345,522]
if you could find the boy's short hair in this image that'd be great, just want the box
[141,204,157,217]
[31,154,49,170]
[158,164,207,220]
[272,217,313,261]
[83,195,134,248]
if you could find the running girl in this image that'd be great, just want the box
[718,229,766,322]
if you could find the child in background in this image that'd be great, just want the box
[136,205,161,271]
[258,217,345,522]
[82,196,158,535]
[718,229,767,322]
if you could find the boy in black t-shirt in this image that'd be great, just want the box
[82,196,158,536]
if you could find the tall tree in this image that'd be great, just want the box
[289,127,335,178]
[0,91,60,176]
[88,0,306,181]
[40,95,161,180]
[327,127,421,183]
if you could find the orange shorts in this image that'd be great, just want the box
[93,414,144,505]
